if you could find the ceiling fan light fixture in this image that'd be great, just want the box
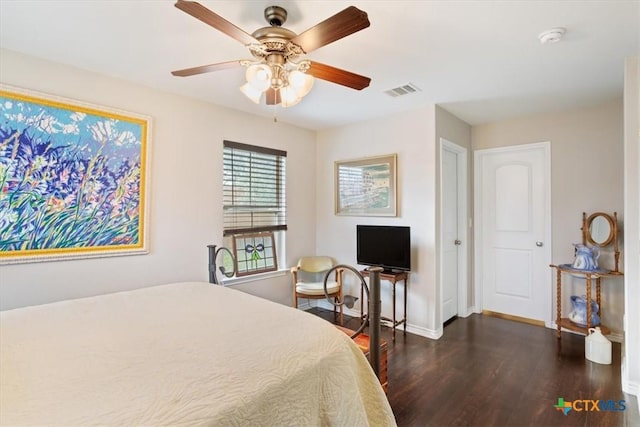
[280,85,302,108]
[173,3,371,109]
[245,64,272,91]
[240,82,263,104]
[288,70,314,98]
[239,61,314,106]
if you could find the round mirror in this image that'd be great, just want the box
[586,212,615,246]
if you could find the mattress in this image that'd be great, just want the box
[0,282,395,426]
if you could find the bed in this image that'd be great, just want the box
[0,282,395,426]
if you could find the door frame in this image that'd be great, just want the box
[439,138,469,322]
[473,141,553,327]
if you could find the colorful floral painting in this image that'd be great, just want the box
[0,85,150,264]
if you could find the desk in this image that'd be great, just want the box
[360,270,408,341]
[550,264,622,339]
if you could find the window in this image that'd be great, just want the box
[223,140,286,276]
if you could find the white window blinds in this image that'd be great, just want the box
[223,140,287,235]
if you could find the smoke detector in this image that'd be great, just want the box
[538,27,566,44]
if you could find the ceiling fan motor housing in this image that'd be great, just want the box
[248,6,306,61]
[250,25,302,60]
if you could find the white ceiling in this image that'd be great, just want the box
[1,0,638,130]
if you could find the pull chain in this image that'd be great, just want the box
[273,101,278,123]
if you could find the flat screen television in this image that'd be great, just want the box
[356,225,411,272]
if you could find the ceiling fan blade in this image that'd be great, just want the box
[265,88,281,105]
[175,0,258,46]
[308,61,371,90]
[290,6,370,54]
[171,60,243,77]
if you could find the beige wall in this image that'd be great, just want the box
[316,107,442,338]
[0,49,317,310]
[314,106,472,338]
[472,100,625,336]
[435,106,473,315]
[623,57,639,396]
[1,49,632,364]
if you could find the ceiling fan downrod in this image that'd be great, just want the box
[264,6,287,27]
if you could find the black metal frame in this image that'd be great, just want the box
[207,244,235,284]
[323,265,383,380]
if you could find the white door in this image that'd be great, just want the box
[441,139,468,324]
[475,142,551,323]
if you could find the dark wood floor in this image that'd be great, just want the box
[309,308,639,427]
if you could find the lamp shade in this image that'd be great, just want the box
[245,64,272,91]
[288,70,314,98]
[280,85,301,108]
[240,83,263,104]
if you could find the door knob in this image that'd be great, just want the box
[536,241,544,247]
[454,239,462,245]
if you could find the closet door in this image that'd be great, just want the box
[475,142,551,323]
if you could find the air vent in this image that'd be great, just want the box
[384,83,421,98]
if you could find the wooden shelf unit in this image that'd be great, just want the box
[550,264,622,339]
[556,318,610,336]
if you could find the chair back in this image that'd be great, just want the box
[298,256,334,273]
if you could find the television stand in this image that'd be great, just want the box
[360,270,409,341]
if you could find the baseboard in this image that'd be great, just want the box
[316,300,443,339]
[608,332,624,343]
[316,299,361,318]
[406,323,442,340]
[621,358,640,416]
[622,362,640,396]
[483,310,545,327]
[622,380,640,396]
[457,307,474,318]
[297,300,314,310]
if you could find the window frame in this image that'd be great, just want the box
[222,140,287,277]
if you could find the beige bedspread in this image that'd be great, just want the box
[0,282,395,426]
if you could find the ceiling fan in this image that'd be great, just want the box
[171,0,371,107]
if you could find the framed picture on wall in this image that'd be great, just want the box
[0,84,152,264]
[335,153,397,216]
[232,232,278,277]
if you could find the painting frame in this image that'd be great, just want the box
[232,231,278,277]
[0,84,152,264]
[335,153,397,217]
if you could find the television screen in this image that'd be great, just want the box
[357,225,411,272]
